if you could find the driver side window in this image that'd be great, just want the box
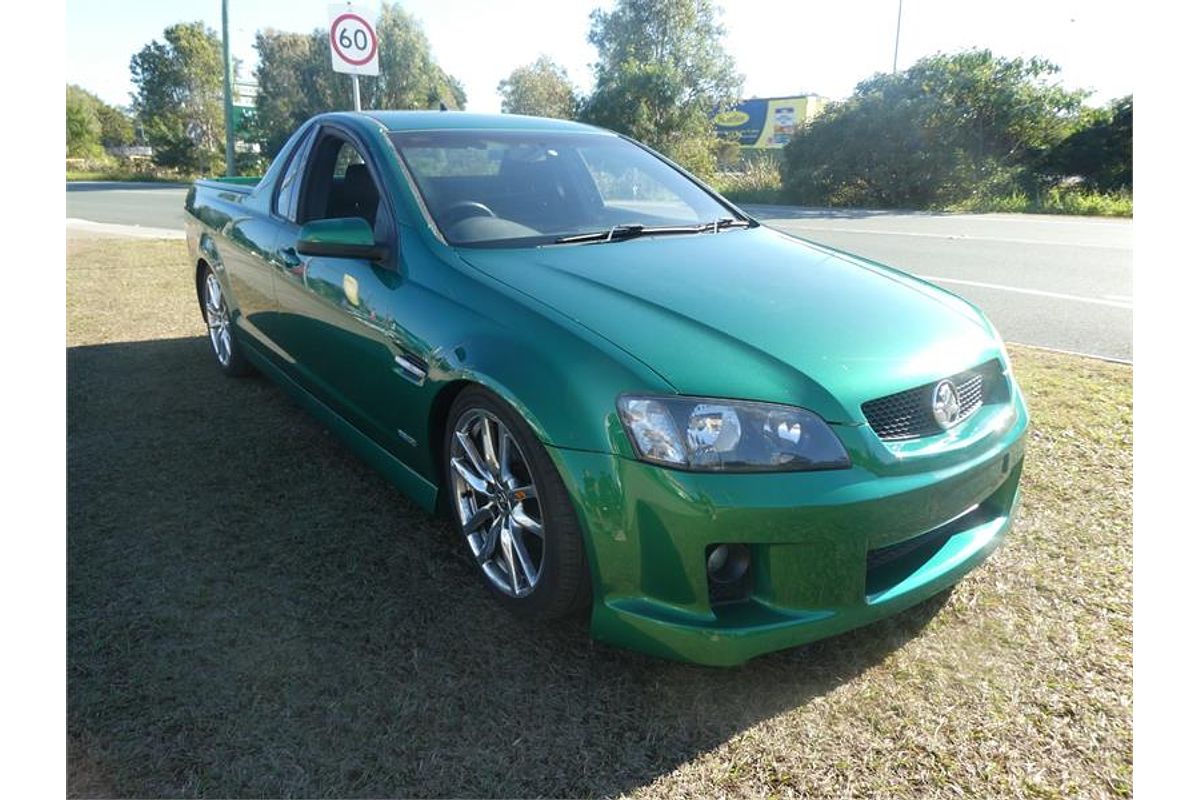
[298,135,384,235]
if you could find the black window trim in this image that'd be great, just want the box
[293,121,401,270]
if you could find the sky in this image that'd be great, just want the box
[65,0,1133,112]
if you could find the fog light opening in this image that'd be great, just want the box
[706,543,750,585]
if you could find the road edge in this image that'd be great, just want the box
[66,218,184,240]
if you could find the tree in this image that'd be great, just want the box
[781,50,1088,208]
[252,3,466,158]
[95,102,136,149]
[370,4,465,111]
[498,56,577,118]
[67,85,136,158]
[249,30,341,157]
[579,0,742,177]
[66,85,103,158]
[1043,96,1132,192]
[130,22,226,173]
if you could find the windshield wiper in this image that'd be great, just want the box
[552,218,751,245]
[712,217,751,231]
[553,223,699,244]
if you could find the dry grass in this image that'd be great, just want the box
[67,237,1131,798]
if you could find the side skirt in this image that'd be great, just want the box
[242,343,440,513]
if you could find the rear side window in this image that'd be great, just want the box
[274,129,316,221]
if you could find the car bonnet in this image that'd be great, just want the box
[455,225,1001,424]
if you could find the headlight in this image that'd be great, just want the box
[617,395,850,472]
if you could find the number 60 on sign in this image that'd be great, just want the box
[328,4,379,76]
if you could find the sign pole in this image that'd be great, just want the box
[221,0,236,175]
[352,74,361,111]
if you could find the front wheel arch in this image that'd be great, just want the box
[427,371,571,487]
[428,378,474,513]
[441,383,593,619]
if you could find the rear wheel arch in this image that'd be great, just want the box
[197,259,253,377]
[194,232,222,311]
[194,258,210,316]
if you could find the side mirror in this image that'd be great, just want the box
[296,217,388,262]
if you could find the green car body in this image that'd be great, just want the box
[186,111,1027,667]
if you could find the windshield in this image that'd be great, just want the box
[388,130,743,247]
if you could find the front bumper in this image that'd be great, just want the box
[548,394,1028,667]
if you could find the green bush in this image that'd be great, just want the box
[66,156,197,183]
[709,156,784,204]
[1041,96,1132,192]
[949,186,1131,217]
[781,50,1095,210]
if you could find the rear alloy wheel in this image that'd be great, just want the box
[202,267,252,376]
[445,388,590,618]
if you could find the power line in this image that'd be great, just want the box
[893,0,903,74]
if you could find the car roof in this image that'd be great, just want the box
[360,110,614,135]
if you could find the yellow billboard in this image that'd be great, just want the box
[712,95,827,149]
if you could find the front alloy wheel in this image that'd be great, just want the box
[444,388,590,619]
[450,409,544,598]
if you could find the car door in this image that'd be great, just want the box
[230,123,317,357]
[270,126,435,460]
[215,197,284,350]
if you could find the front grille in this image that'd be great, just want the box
[861,360,1005,441]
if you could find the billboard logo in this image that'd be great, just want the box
[715,110,751,127]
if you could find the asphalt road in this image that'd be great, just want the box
[742,205,1132,361]
[67,182,191,230]
[66,183,1132,361]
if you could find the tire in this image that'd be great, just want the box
[444,386,591,620]
[200,265,254,377]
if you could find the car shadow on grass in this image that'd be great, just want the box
[68,335,951,799]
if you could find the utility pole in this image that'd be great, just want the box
[222,0,236,176]
[892,0,903,74]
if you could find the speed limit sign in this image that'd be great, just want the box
[328,4,379,77]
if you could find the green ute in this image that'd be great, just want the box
[185,111,1027,666]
